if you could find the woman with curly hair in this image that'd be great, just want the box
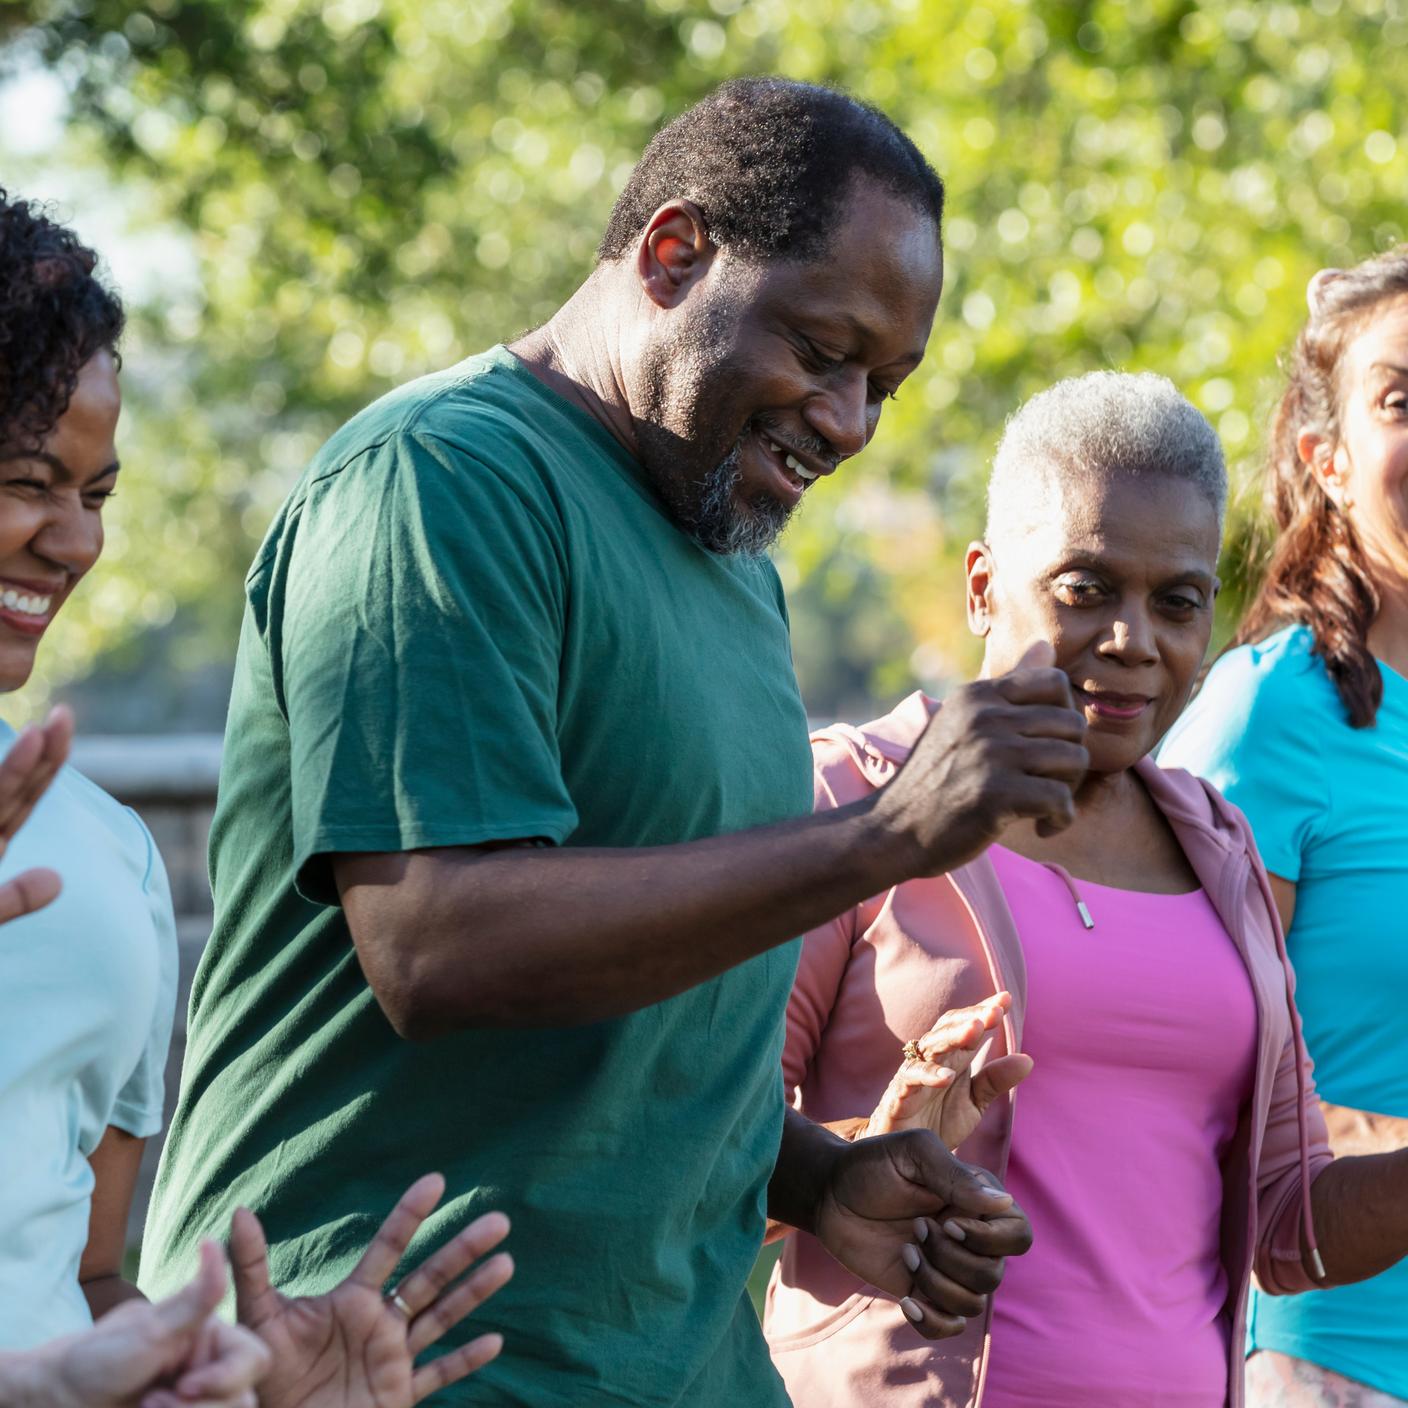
[1164,249,1408,1406]
[0,184,168,1342]
[0,188,513,1407]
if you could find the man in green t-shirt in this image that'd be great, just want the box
[143,79,1088,1404]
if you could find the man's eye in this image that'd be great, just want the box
[801,340,844,372]
[1056,580,1102,601]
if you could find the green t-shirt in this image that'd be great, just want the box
[141,347,813,1406]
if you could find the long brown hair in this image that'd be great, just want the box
[1232,247,1408,728]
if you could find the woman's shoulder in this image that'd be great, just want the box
[0,722,163,889]
[1203,625,1334,711]
[1160,627,1334,866]
[62,769,165,889]
[1167,625,1337,756]
[810,690,934,809]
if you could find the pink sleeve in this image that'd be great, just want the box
[1248,849,1334,1294]
[1252,1022,1332,1292]
[781,742,871,1097]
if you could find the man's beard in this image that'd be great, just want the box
[633,295,799,557]
[679,429,796,557]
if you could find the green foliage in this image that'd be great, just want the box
[4,0,1407,716]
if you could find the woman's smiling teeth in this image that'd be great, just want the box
[1,589,52,616]
[764,436,819,481]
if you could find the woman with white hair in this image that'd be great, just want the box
[764,371,1408,1408]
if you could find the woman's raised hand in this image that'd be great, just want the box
[0,704,72,923]
[228,1173,513,1408]
[862,993,1033,1150]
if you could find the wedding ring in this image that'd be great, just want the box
[387,1289,414,1321]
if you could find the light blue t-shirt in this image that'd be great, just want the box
[1161,625,1408,1397]
[0,721,177,1349]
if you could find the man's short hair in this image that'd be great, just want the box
[986,371,1229,542]
[598,77,944,264]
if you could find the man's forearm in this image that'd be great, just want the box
[339,794,922,1035]
[339,655,1090,1036]
[1309,1149,1408,1283]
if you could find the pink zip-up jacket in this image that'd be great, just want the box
[764,692,1333,1408]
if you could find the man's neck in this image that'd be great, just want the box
[508,272,639,460]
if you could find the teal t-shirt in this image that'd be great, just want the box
[141,347,813,1405]
[0,723,176,1349]
[1161,625,1408,1397]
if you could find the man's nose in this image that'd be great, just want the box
[802,373,871,460]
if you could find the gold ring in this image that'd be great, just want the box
[387,1289,414,1321]
[901,1039,922,1062]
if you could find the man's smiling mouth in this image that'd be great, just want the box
[761,434,819,482]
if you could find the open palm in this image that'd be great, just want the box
[863,993,1033,1149]
[229,1174,512,1408]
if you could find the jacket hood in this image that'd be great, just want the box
[811,690,937,786]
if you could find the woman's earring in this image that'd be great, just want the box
[1324,472,1353,512]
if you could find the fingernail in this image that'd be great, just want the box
[943,1219,967,1242]
[901,1242,921,1272]
[913,1218,929,1243]
[901,1296,924,1323]
[979,1185,1011,1201]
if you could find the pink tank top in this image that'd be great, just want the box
[982,845,1257,1408]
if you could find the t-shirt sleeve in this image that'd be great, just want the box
[278,429,579,905]
[109,815,178,1139]
[1160,645,1329,882]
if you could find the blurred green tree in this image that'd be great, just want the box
[3,0,1406,720]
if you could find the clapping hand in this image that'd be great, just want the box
[862,992,1033,1149]
[814,994,1033,1340]
[812,1130,1031,1339]
[229,1173,513,1408]
[38,1239,269,1408]
[0,705,73,922]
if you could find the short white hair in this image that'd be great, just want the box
[985,371,1227,545]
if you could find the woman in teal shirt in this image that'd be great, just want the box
[1164,247,1408,1405]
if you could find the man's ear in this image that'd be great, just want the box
[966,540,995,638]
[636,200,715,310]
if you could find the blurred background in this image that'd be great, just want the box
[2,0,1406,732]
[0,0,1405,1286]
